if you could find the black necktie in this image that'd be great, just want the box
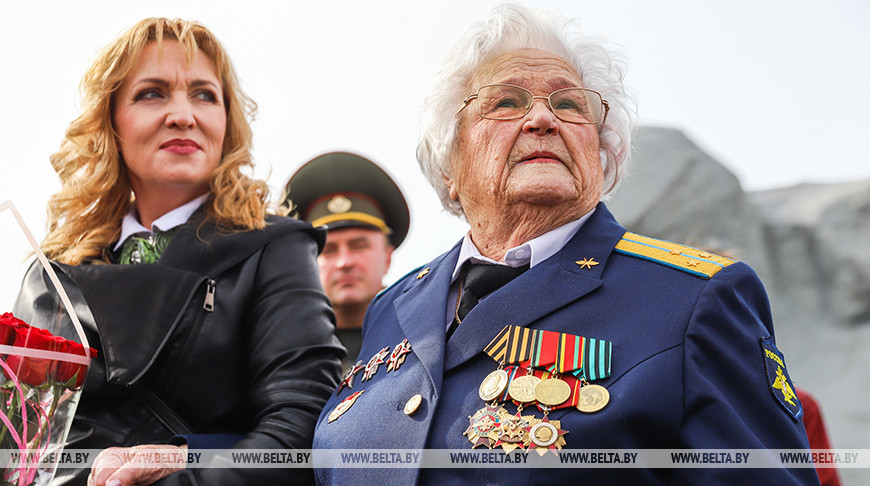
[447,262,529,339]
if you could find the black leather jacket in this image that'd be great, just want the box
[15,215,344,485]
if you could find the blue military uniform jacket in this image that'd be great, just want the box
[313,204,818,485]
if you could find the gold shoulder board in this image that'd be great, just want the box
[614,232,735,279]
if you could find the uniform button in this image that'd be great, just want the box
[515,250,526,258]
[404,394,422,415]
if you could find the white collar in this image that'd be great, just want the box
[113,194,208,251]
[450,208,595,282]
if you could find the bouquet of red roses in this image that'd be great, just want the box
[1,200,96,486]
[1,312,97,486]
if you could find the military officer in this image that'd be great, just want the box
[312,5,818,485]
[283,152,409,366]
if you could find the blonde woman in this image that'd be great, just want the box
[16,18,342,486]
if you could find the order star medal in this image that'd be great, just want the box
[337,361,363,393]
[524,415,568,455]
[490,409,535,453]
[387,339,412,372]
[464,405,504,449]
[362,346,390,382]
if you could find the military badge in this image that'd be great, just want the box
[491,410,534,453]
[524,415,568,455]
[337,361,363,393]
[761,337,802,421]
[362,346,390,382]
[387,339,412,372]
[404,394,423,415]
[328,390,364,423]
[469,326,616,453]
[326,194,353,213]
[464,405,504,449]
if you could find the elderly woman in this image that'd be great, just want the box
[312,5,817,485]
[14,18,342,486]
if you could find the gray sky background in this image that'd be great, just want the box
[2,0,869,308]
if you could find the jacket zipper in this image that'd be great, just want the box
[126,277,213,386]
[203,279,216,312]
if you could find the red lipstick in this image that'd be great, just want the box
[160,139,201,154]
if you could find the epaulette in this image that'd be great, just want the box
[375,264,426,299]
[614,232,734,279]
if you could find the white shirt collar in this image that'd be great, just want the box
[450,208,596,282]
[113,194,208,251]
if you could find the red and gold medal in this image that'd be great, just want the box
[387,339,412,372]
[328,390,364,423]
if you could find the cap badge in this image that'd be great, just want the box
[327,195,353,214]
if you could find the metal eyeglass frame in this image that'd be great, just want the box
[457,83,610,125]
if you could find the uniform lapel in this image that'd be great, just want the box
[444,203,626,371]
[392,242,461,395]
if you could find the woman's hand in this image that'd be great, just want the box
[87,444,187,486]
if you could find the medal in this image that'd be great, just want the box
[362,346,390,382]
[328,390,364,422]
[475,325,615,452]
[534,377,572,407]
[336,361,363,393]
[491,410,534,453]
[529,421,558,447]
[387,339,412,372]
[577,383,610,413]
[479,368,509,401]
[524,415,568,454]
[464,405,505,449]
[508,374,540,403]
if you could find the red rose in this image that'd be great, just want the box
[5,326,62,386]
[54,340,97,388]
[0,312,28,345]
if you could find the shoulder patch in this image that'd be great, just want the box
[613,232,734,279]
[760,337,803,422]
[375,265,425,299]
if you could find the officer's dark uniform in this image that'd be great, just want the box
[283,152,409,366]
[312,203,818,485]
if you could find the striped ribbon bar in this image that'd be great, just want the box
[552,332,585,374]
[572,337,612,382]
[526,329,560,369]
[484,325,612,381]
[483,325,535,364]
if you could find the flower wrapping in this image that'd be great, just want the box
[1,201,95,486]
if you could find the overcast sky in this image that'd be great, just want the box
[1,0,868,305]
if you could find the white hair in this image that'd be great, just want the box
[416,3,636,218]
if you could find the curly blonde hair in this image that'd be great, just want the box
[43,18,269,264]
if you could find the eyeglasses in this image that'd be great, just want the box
[458,84,609,124]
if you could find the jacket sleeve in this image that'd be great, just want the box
[672,262,820,485]
[158,229,344,485]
